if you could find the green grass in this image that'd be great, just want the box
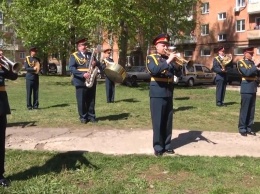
[4,76,260,193]
[6,75,259,132]
[2,150,260,193]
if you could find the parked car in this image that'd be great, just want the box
[48,63,57,74]
[178,63,216,87]
[226,64,242,84]
[123,66,151,86]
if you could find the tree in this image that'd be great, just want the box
[1,0,198,73]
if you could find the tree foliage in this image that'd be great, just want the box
[1,0,198,70]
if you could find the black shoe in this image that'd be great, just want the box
[0,178,10,187]
[165,149,175,154]
[247,131,256,136]
[240,132,247,136]
[89,119,98,123]
[28,107,32,110]
[80,119,87,124]
[154,151,163,157]
[33,106,38,109]
[221,103,227,107]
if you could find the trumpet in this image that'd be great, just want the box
[164,48,189,66]
[0,55,23,73]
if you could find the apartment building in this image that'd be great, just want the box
[174,0,260,68]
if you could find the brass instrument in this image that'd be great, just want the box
[0,56,23,73]
[164,49,189,66]
[220,54,232,68]
[103,59,126,83]
[29,60,41,74]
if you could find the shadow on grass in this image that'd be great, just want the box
[116,98,140,103]
[225,102,238,106]
[39,103,70,109]
[174,106,196,112]
[170,130,217,150]
[175,97,190,100]
[98,113,130,121]
[252,122,260,132]
[7,121,37,128]
[8,151,98,181]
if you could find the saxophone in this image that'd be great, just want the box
[85,49,99,88]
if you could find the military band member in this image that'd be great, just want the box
[237,47,260,136]
[101,47,115,103]
[24,47,41,110]
[212,46,228,107]
[146,33,181,156]
[0,49,18,187]
[69,37,100,124]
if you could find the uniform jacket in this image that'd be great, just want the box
[24,56,40,80]
[212,56,227,81]
[146,53,181,97]
[237,59,258,94]
[69,51,100,87]
[0,65,18,115]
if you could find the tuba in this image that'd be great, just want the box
[103,59,126,83]
[0,56,23,73]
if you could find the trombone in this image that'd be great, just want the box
[0,55,23,73]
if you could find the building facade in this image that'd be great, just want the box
[174,0,260,68]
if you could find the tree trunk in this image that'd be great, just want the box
[118,20,128,68]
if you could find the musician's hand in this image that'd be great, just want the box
[33,66,37,70]
[83,72,91,79]
[166,53,177,64]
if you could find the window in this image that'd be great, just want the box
[184,50,193,57]
[218,12,226,20]
[201,2,209,14]
[0,11,3,24]
[257,47,260,55]
[234,47,245,55]
[201,24,209,35]
[201,48,211,56]
[218,34,227,41]
[236,0,245,7]
[202,66,211,73]
[236,19,245,32]
[195,65,203,72]
[19,52,25,59]
[0,39,3,46]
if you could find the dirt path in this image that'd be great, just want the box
[6,127,260,157]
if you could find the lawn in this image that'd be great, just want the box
[2,75,260,193]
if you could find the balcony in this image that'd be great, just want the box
[174,36,197,45]
[247,30,260,40]
[248,1,260,14]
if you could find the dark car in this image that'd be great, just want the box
[226,64,242,85]
[48,63,57,74]
[123,66,151,86]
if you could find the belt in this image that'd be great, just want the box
[77,68,89,72]
[151,77,173,83]
[242,77,257,81]
[0,86,6,91]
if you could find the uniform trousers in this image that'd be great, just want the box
[216,80,227,104]
[105,77,115,103]
[150,97,173,152]
[75,85,96,121]
[26,79,39,108]
[238,93,256,133]
[0,115,7,176]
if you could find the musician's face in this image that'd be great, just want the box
[156,43,168,55]
[31,51,37,57]
[245,52,254,60]
[219,49,225,56]
[104,51,111,57]
[78,42,87,52]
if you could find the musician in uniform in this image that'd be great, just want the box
[212,46,228,107]
[237,47,260,136]
[69,37,100,124]
[24,47,41,110]
[0,49,18,187]
[101,47,115,103]
[146,33,181,156]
